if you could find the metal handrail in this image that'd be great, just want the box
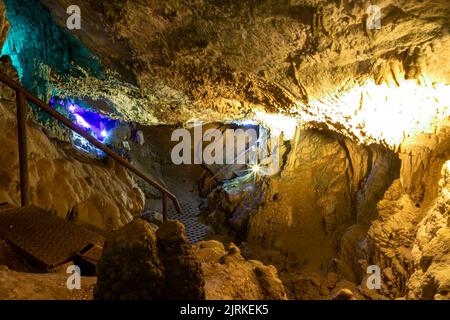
[0,69,182,220]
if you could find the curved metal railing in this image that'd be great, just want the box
[0,69,182,221]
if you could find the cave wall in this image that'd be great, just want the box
[0,0,144,230]
[245,128,400,274]
[364,127,450,299]
[0,0,8,47]
[0,59,144,230]
[1,0,103,100]
[407,162,450,300]
[238,124,450,300]
[202,125,400,292]
[0,0,111,143]
[0,0,448,300]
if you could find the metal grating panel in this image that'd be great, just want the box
[0,206,104,270]
[168,201,210,244]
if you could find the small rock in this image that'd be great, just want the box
[332,288,355,300]
[227,243,241,255]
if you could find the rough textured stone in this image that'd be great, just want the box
[208,128,399,276]
[1,0,450,301]
[405,161,450,300]
[0,57,144,231]
[94,219,166,300]
[0,0,9,48]
[95,219,205,300]
[9,0,446,140]
[156,220,205,300]
[364,126,450,300]
[194,240,287,300]
[141,210,164,226]
[332,288,355,300]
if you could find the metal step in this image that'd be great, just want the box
[168,201,210,244]
[0,205,104,271]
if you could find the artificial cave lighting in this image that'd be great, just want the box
[49,97,120,156]
[253,111,298,140]
[1,0,450,304]
[249,163,262,175]
[73,113,92,129]
[292,75,450,148]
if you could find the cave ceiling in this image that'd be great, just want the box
[37,0,450,147]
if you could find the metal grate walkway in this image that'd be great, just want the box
[168,201,210,244]
[0,206,105,271]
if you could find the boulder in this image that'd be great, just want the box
[194,240,287,300]
[94,219,165,299]
[156,220,205,300]
[95,218,205,300]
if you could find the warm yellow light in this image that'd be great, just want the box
[291,75,450,148]
[250,163,261,175]
[253,111,298,140]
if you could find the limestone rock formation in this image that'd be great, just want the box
[194,240,287,300]
[1,0,450,301]
[0,6,144,228]
[95,219,205,300]
[156,220,205,300]
[0,59,144,230]
[0,0,8,47]
[332,288,355,300]
[28,0,449,137]
[205,128,399,277]
[94,219,166,299]
[0,265,96,300]
[406,161,450,300]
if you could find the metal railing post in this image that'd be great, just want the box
[16,91,29,207]
[0,69,183,215]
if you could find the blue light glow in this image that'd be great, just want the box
[68,104,76,112]
[74,114,91,129]
[1,0,104,99]
[49,98,121,157]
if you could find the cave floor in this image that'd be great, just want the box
[0,268,95,300]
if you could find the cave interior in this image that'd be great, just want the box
[0,0,449,301]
